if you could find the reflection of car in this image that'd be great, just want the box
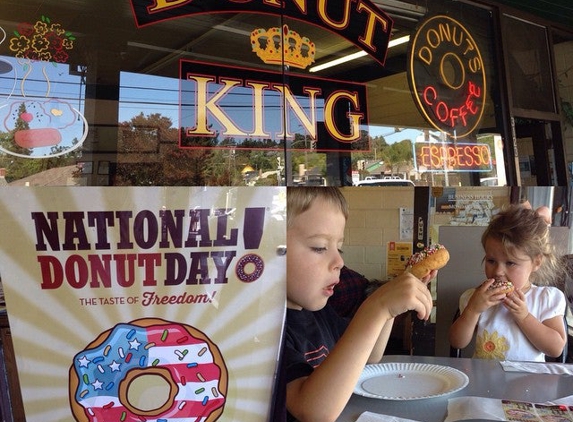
[480,177,499,186]
[354,179,415,187]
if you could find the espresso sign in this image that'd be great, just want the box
[408,15,486,139]
[413,141,492,172]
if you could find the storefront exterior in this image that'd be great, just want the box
[0,0,571,188]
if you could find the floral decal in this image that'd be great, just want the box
[7,16,75,99]
[9,15,75,67]
[475,329,509,359]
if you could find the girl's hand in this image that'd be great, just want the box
[465,279,507,314]
[503,289,529,321]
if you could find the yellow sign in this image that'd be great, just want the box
[387,241,413,278]
[0,186,286,422]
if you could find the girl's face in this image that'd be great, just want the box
[287,197,345,311]
[483,237,542,290]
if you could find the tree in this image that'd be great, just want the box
[115,112,217,185]
[0,103,80,182]
[380,139,413,175]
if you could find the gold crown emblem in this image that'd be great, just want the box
[251,25,315,70]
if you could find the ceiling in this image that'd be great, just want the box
[0,0,570,86]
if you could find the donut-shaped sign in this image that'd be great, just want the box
[235,253,264,283]
[408,15,486,139]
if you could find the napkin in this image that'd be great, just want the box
[355,411,422,422]
[445,396,573,421]
[445,396,507,421]
[500,361,573,375]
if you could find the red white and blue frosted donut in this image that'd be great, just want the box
[69,318,227,422]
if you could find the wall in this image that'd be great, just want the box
[340,186,513,281]
[340,186,414,281]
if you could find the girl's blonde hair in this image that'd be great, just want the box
[287,187,349,228]
[481,204,564,285]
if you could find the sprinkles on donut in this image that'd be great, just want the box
[69,318,227,422]
[405,244,450,279]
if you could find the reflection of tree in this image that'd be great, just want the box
[116,113,286,186]
[380,139,413,174]
[350,129,371,151]
[115,113,215,186]
[351,135,387,169]
[0,103,80,182]
[0,103,32,157]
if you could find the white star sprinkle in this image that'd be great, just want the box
[129,338,141,350]
[109,360,121,372]
[91,379,103,390]
[77,356,90,368]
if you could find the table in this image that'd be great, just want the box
[338,355,573,422]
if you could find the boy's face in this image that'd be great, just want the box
[287,197,345,311]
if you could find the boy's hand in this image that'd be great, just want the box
[420,269,438,285]
[369,272,433,320]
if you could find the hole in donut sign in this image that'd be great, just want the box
[440,52,465,90]
[235,253,265,283]
[119,368,178,416]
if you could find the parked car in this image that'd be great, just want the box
[354,179,415,186]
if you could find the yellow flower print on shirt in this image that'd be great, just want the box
[475,329,509,359]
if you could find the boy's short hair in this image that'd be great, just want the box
[287,187,349,227]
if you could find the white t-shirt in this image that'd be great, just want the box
[459,285,566,362]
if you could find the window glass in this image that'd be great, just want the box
[503,14,556,114]
[0,1,508,187]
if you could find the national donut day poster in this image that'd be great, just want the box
[0,186,286,422]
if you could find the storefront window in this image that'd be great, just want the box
[0,1,561,187]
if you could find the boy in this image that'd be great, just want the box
[282,187,435,422]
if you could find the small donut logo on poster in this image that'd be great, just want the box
[69,318,227,422]
[408,14,487,139]
[1,16,88,159]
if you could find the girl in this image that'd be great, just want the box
[449,204,567,361]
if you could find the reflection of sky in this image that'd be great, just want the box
[119,72,179,123]
[0,56,86,158]
[369,126,425,145]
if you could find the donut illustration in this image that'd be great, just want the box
[69,318,227,422]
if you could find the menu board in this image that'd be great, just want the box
[0,186,286,422]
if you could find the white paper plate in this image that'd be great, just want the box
[354,362,469,400]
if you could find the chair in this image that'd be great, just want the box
[449,308,463,358]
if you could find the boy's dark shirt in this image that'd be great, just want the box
[281,305,349,421]
[330,266,369,318]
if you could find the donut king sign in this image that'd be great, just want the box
[129,0,393,151]
[0,187,286,422]
[180,59,369,151]
[129,0,393,67]
[408,15,486,139]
